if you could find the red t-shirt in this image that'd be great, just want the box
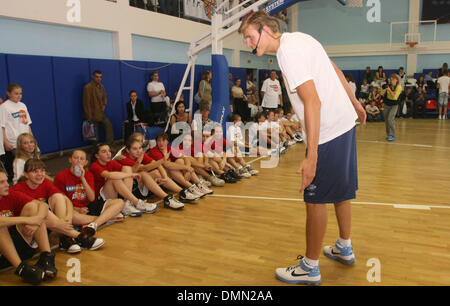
[0,190,34,217]
[11,179,62,202]
[116,152,153,167]
[191,140,205,157]
[89,160,123,198]
[210,138,231,153]
[148,146,177,162]
[53,168,95,208]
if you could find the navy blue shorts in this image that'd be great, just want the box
[304,127,358,204]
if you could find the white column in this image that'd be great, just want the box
[113,30,133,60]
[288,3,299,32]
[406,0,420,75]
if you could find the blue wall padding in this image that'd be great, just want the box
[6,54,60,153]
[210,54,231,133]
[0,54,8,100]
[52,56,90,150]
[120,60,149,112]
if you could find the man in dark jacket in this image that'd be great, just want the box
[124,90,149,142]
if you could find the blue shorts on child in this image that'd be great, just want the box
[304,126,358,204]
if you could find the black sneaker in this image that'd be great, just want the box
[76,232,105,251]
[59,235,82,254]
[35,252,58,280]
[227,170,242,180]
[220,173,237,183]
[15,262,45,284]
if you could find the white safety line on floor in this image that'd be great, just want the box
[358,139,450,150]
[209,194,450,210]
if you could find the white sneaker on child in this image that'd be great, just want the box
[122,200,143,217]
[136,199,158,214]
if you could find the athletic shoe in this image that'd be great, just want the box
[34,251,57,280]
[245,165,259,176]
[208,175,225,187]
[188,184,206,198]
[15,262,45,285]
[288,140,296,146]
[196,183,213,195]
[228,169,242,180]
[122,200,143,217]
[386,136,395,141]
[220,172,237,183]
[199,177,212,187]
[237,167,251,178]
[110,212,125,222]
[76,229,105,251]
[163,194,184,210]
[136,199,158,214]
[323,241,356,265]
[294,134,303,143]
[179,189,199,202]
[275,256,321,286]
[59,235,82,254]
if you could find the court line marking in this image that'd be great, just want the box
[209,194,450,210]
[358,139,450,150]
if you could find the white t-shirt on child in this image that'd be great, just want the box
[227,124,245,147]
[0,100,32,148]
[276,32,357,145]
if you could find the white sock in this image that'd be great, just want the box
[337,237,352,248]
[302,256,319,268]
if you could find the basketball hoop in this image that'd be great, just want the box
[406,41,418,48]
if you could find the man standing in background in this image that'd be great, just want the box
[261,70,282,111]
[82,70,114,146]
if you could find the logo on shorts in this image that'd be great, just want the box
[306,184,317,196]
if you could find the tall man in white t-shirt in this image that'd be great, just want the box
[240,11,366,286]
[261,70,282,111]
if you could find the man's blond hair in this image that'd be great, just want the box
[238,10,280,34]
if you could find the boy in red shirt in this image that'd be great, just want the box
[149,132,213,196]
[0,169,56,284]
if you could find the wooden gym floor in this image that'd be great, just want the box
[0,118,449,286]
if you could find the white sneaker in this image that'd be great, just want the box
[199,177,212,187]
[237,167,251,178]
[136,199,158,214]
[288,140,296,146]
[163,195,184,210]
[245,165,259,176]
[122,200,143,217]
[189,185,206,198]
[180,189,199,202]
[196,183,213,195]
[323,241,356,265]
[208,175,225,187]
[275,256,321,286]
